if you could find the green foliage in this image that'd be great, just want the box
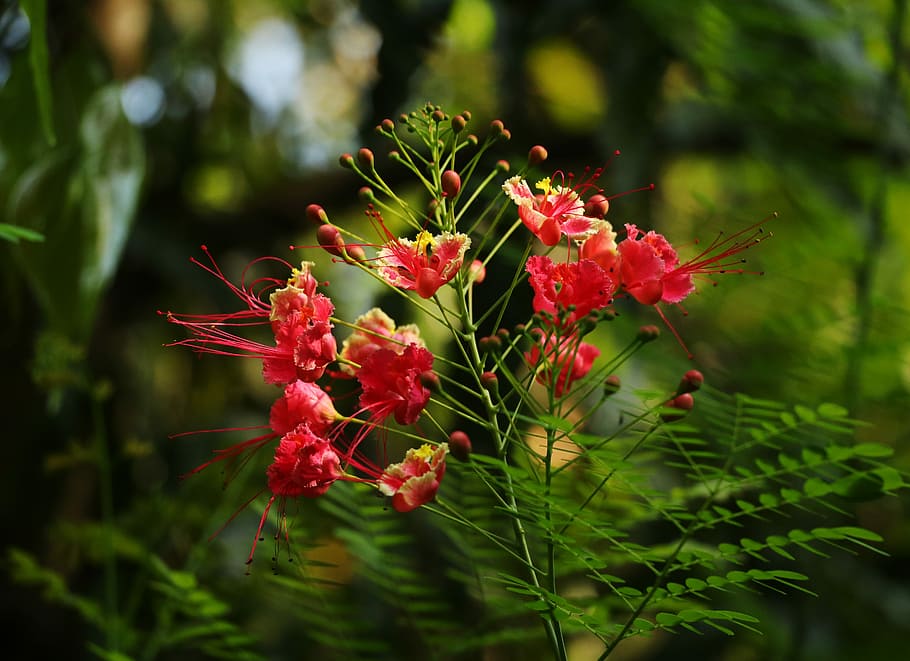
[249,387,905,659]
[7,527,264,661]
[19,0,54,145]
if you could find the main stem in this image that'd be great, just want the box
[454,281,566,659]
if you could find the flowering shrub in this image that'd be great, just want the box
[164,104,901,659]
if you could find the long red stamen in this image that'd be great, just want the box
[674,212,776,280]
[654,304,694,360]
[247,494,277,566]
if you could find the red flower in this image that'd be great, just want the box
[617,224,693,305]
[164,253,337,384]
[266,424,342,498]
[269,380,339,436]
[356,344,434,425]
[527,331,601,397]
[578,222,621,287]
[262,305,337,384]
[244,423,342,564]
[179,379,339,481]
[503,173,602,246]
[616,219,770,357]
[339,308,424,376]
[378,443,448,512]
[376,230,471,298]
[526,255,615,324]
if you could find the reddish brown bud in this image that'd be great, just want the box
[480,371,499,394]
[604,374,621,395]
[343,244,366,262]
[496,327,510,341]
[358,186,375,203]
[432,109,446,122]
[637,325,661,343]
[380,118,395,133]
[584,194,609,219]
[441,170,461,198]
[419,371,441,393]
[490,119,505,135]
[468,259,486,284]
[461,110,472,121]
[357,148,375,169]
[495,160,510,173]
[448,430,472,462]
[660,393,695,422]
[306,204,328,224]
[451,114,467,133]
[677,370,704,395]
[528,145,548,166]
[479,335,502,353]
[500,129,511,141]
[466,134,478,146]
[316,224,344,256]
[339,153,355,169]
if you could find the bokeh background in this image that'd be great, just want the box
[2,0,908,659]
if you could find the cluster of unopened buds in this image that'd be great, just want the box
[163,104,768,565]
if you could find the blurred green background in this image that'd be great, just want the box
[2,0,908,659]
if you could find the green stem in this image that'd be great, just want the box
[91,382,118,653]
[451,272,566,660]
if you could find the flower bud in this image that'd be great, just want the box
[339,153,355,169]
[419,370,441,393]
[496,327,510,341]
[495,159,510,173]
[576,315,597,337]
[480,371,498,394]
[594,308,616,322]
[305,203,328,224]
[584,194,609,219]
[604,374,621,396]
[676,369,704,395]
[500,129,511,141]
[357,148,375,169]
[441,170,461,198]
[490,119,505,136]
[343,244,366,262]
[637,325,661,343]
[461,110,472,121]
[466,134,478,146]
[660,393,695,422]
[451,114,467,133]
[448,430,472,462]
[380,118,395,133]
[432,109,446,122]
[316,224,344,257]
[478,335,501,353]
[358,186,375,203]
[468,259,486,284]
[528,145,548,166]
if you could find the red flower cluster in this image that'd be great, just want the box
[164,251,450,564]
[508,172,767,363]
